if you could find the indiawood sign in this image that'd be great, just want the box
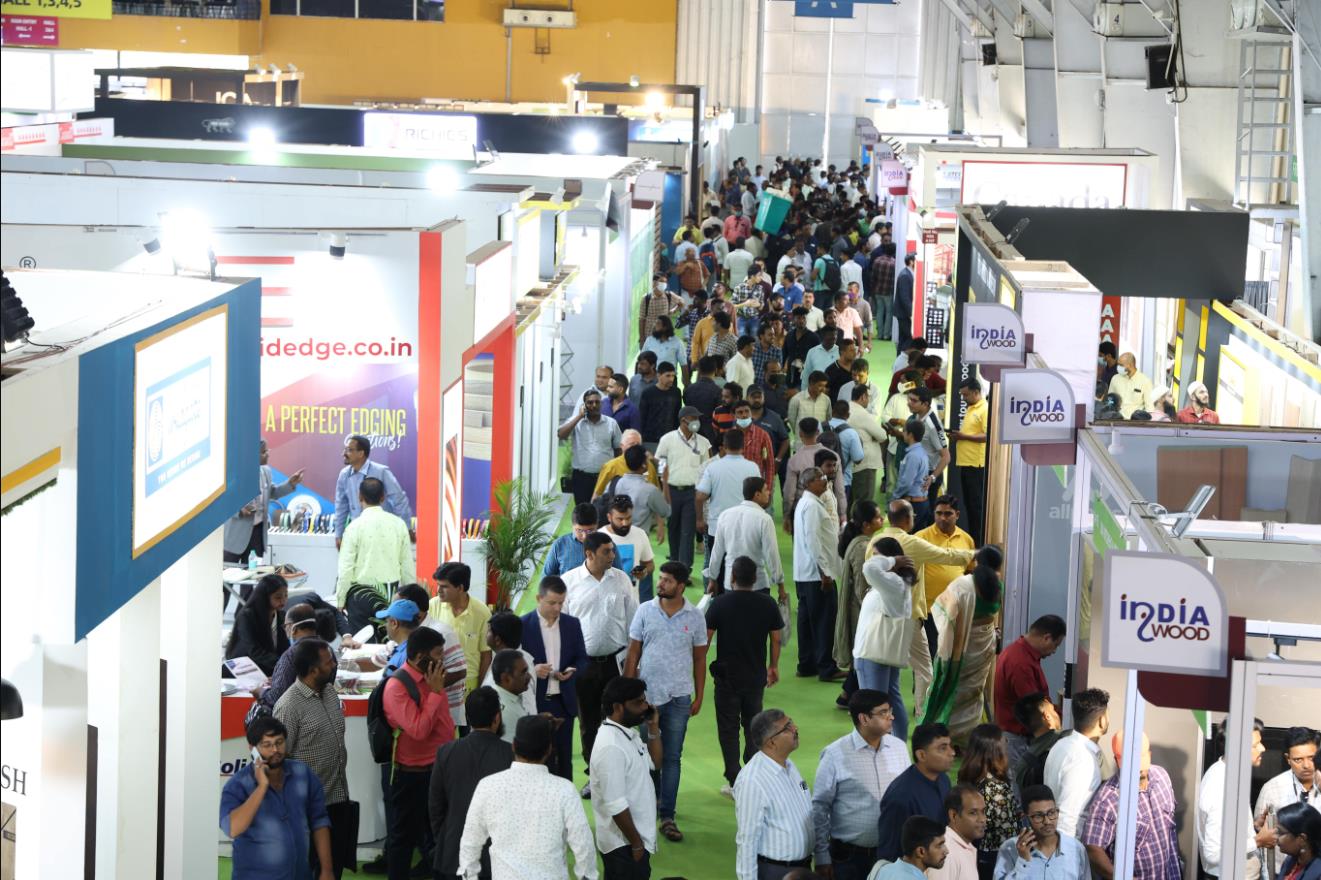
[1101,551,1228,676]
[362,112,477,159]
[962,302,1024,366]
[997,368,1075,444]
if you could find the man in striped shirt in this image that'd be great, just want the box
[734,709,815,879]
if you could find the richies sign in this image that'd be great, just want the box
[1101,551,1228,676]
[961,302,1025,366]
[997,368,1076,444]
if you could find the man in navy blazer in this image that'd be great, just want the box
[520,576,589,781]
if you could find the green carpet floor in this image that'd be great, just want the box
[220,342,926,879]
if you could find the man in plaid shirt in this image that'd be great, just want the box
[639,272,685,349]
[678,290,709,343]
[750,322,784,388]
[1080,731,1182,880]
[869,242,897,341]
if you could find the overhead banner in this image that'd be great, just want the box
[961,302,1025,366]
[1101,551,1228,676]
[362,112,477,158]
[998,368,1076,444]
[1,0,110,20]
[961,160,1128,208]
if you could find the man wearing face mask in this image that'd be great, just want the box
[655,407,712,568]
[1176,380,1221,424]
[733,398,777,494]
[1105,352,1154,419]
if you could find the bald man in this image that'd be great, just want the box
[1079,731,1182,879]
[593,428,661,497]
[1105,353,1154,419]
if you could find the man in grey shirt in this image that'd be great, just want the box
[611,445,671,540]
[559,389,622,506]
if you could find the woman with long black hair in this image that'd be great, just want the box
[832,499,885,703]
[225,573,290,676]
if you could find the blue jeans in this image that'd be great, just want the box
[638,573,655,603]
[655,695,691,819]
[856,658,908,743]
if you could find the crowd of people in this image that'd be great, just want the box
[216,156,1318,880]
[1095,342,1222,424]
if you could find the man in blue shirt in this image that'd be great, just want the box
[891,419,933,529]
[333,434,413,547]
[221,716,333,880]
[876,723,956,862]
[542,503,627,578]
[827,400,865,503]
[875,816,949,878]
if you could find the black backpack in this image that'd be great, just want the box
[366,666,422,764]
[592,475,624,525]
[820,256,842,292]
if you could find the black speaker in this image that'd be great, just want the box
[1145,43,1177,90]
[981,41,997,66]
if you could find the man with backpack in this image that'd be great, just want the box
[373,625,455,880]
[700,228,728,291]
[813,247,843,298]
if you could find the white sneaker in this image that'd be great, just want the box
[720,784,735,800]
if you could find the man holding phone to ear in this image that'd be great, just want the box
[221,715,334,880]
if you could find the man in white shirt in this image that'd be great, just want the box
[1043,688,1110,836]
[589,676,663,877]
[792,467,843,682]
[489,649,532,744]
[927,784,987,880]
[726,238,756,288]
[802,291,826,333]
[846,385,887,507]
[707,476,784,598]
[1198,717,1268,879]
[725,335,757,392]
[655,407,712,568]
[599,495,655,603]
[695,428,761,560]
[1254,725,1320,873]
[481,611,537,719]
[734,709,815,880]
[562,533,639,798]
[812,690,911,878]
[458,715,599,880]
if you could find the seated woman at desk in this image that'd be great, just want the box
[225,573,290,677]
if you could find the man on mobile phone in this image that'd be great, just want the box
[993,785,1089,879]
[522,577,590,782]
[221,715,334,880]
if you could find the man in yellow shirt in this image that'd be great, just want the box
[950,377,989,543]
[591,429,660,497]
[1105,352,1154,418]
[867,499,975,719]
[687,297,728,369]
[428,560,492,733]
[914,494,977,660]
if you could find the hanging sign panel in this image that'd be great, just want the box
[998,368,1076,444]
[962,302,1025,366]
[1,0,109,20]
[1101,551,1229,676]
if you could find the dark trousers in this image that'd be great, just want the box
[852,468,877,511]
[714,677,765,785]
[666,486,697,567]
[829,840,878,880]
[386,766,433,880]
[603,846,651,880]
[796,580,838,678]
[876,295,893,340]
[539,694,576,780]
[571,469,599,506]
[314,800,358,879]
[923,616,939,666]
[960,465,986,544]
[577,655,620,776]
[346,585,390,641]
[911,498,933,531]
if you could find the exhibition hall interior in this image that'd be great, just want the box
[2,1,1321,879]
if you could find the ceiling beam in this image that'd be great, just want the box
[1018,0,1055,36]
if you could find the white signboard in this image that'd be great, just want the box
[1101,551,1229,675]
[961,161,1128,208]
[133,304,229,557]
[962,303,1025,366]
[879,160,908,191]
[362,112,478,159]
[998,368,1075,444]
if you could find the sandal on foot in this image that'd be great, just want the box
[660,818,684,842]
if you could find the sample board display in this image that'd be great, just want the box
[132,304,229,557]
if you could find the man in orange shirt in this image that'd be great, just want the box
[733,398,776,499]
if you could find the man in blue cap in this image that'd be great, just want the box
[355,599,423,681]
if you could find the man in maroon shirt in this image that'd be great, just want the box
[994,614,1066,774]
[383,625,456,880]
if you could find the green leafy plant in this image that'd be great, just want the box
[483,478,559,610]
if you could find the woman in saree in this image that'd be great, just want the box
[921,544,1003,743]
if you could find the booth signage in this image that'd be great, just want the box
[362,112,477,159]
[2,14,58,44]
[880,160,907,193]
[1,0,108,19]
[962,303,1025,365]
[998,368,1075,444]
[1099,294,1122,346]
[1101,551,1228,675]
[960,160,1128,209]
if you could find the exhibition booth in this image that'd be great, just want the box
[0,268,261,880]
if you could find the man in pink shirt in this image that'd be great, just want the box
[832,291,865,344]
[383,626,456,880]
[724,205,752,246]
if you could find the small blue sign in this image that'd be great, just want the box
[794,0,855,17]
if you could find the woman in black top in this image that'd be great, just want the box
[225,573,290,676]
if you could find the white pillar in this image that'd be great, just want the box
[87,578,161,880]
[160,528,224,880]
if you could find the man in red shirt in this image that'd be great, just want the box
[383,626,456,880]
[994,614,1066,775]
[733,398,776,496]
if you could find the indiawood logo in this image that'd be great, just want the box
[1008,395,1066,426]
[970,325,1018,350]
[1119,594,1213,642]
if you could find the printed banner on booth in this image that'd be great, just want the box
[1101,551,1228,675]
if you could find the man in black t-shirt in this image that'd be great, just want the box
[704,555,785,796]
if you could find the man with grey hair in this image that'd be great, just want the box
[734,709,815,879]
[792,466,842,682]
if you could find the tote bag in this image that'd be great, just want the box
[856,614,914,668]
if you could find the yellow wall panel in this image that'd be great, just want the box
[57,0,677,106]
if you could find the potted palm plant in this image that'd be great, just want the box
[482,477,559,610]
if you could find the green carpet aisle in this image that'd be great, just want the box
[221,341,923,879]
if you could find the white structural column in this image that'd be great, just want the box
[87,577,162,880]
[160,528,225,880]
[1295,16,1321,340]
